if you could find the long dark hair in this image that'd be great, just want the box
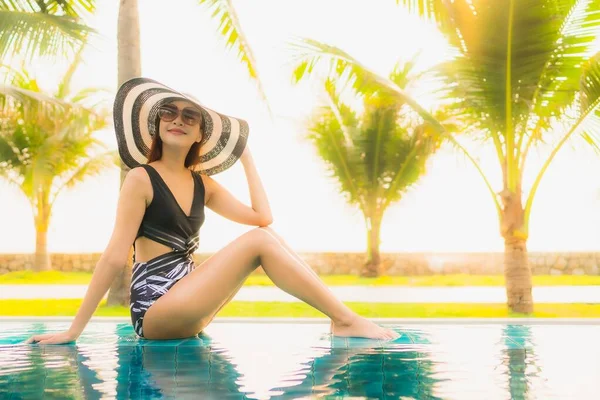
[147,113,204,169]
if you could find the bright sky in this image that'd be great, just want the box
[0,0,599,253]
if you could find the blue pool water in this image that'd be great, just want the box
[0,320,598,399]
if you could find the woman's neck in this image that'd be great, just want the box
[158,147,189,173]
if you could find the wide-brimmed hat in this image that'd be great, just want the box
[113,77,249,175]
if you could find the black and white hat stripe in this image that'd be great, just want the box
[113,77,249,175]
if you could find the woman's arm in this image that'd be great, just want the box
[26,168,149,344]
[204,146,273,226]
[239,146,273,224]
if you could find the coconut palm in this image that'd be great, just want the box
[307,58,457,276]
[0,46,116,271]
[0,0,96,61]
[290,0,600,313]
[106,0,142,307]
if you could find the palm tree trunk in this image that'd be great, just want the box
[504,236,532,313]
[34,225,51,271]
[107,0,141,307]
[361,214,382,278]
[33,190,51,271]
[500,189,533,314]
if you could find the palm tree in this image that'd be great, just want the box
[0,46,116,271]
[106,0,142,307]
[107,0,270,306]
[0,0,96,61]
[289,0,600,313]
[307,59,456,276]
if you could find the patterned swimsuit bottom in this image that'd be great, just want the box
[129,251,195,338]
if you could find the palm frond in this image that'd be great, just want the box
[0,10,95,61]
[360,95,401,193]
[322,78,356,146]
[527,0,600,128]
[524,51,600,220]
[69,87,111,106]
[0,83,69,106]
[289,38,446,132]
[581,131,600,153]
[395,0,461,48]
[0,169,21,189]
[389,50,423,90]
[49,150,116,208]
[39,122,107,180]
[432,0,600,188]
[0,130,20,169]
[56,36,87,99]
[580,52,600,113]
[0,0,96,17]
[64,150,116,189]
[435,0,600,133]
[198,0,271,114]
[382,124,439,209]
[45,0,96,17]
[308,85,365,209]
[578,51,600,150]
[290,38,384,95]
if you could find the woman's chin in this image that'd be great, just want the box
[162,137,193,148]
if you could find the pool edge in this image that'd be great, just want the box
[1,316,599,325]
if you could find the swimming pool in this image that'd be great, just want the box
[1,319,598,399]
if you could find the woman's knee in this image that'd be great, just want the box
[247,227,279,250]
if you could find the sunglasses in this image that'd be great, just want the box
[158,105,203,126]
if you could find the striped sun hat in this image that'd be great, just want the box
[113,77,249,175]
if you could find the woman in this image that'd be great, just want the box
[26,78,399,344]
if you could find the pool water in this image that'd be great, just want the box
[0,320,598,399]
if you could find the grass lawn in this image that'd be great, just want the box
[1,299,600,318]
[1,270,600,286]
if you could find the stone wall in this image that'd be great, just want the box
[1,252,599,276]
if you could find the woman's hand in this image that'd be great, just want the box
[24,330,78,345]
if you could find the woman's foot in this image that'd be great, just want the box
[331,315,399,340]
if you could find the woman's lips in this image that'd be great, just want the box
[168,129,185,135]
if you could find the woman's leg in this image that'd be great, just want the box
[259,226,341,333]
[142,227,398,340]
[190,227,322,327]
[259,226,321,279]
[204,279,246,325]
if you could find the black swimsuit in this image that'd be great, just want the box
[129,164,206,338]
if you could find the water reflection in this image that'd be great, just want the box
[1,322,600,399]
[267,332,441,399]
[0,341,106,399]
[502,325,540,399]
[113,339,245,399]
[2,329,247,399]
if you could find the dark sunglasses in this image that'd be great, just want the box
[158,105,203,126]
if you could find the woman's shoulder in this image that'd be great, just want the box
[124,166,153,199]
[128,165,152,182]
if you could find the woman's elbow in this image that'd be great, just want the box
[100,246,130,271]
[257,216,273,227]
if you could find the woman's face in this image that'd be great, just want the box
[158,100,203,149]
